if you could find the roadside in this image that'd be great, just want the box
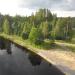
[38,41,75,75]
[55,41,75,47]
[55,41,75,52]
[38,49,75,75]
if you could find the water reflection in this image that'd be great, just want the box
[0,37,6,49]
[28,52,42,66]
[0,37,65,75]
[6,41,12,55]
[0,37,12,55]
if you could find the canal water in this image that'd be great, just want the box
[0,37,64,75]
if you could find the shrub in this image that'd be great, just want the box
[22,32,28,40]
[44,39,54,45]
[29,27,43,44]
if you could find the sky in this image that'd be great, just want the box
[0,0,75,17]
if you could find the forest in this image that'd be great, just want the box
[0,9,75,48]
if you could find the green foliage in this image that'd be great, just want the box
[29,27,43,44]
[44,39,54,45]
[22,22,32,34]
[0,14,3,32]
[34,9,53,25]
[40,21,51,39]
[22,32,28,40]
[3,18,10,34]
[53,18,66,39]
[0,8,75,49]
[52,17,73,40]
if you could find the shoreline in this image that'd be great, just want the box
[0,33,75,75]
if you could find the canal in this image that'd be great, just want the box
[0,37,65,75]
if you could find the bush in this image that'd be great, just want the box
[44,39,54,45]
[35,39,44,45]
[29,27,43,44]
[22,32,28,40]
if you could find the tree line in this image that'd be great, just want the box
[0,9,75,44]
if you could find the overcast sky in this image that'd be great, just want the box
[0,0,75,17]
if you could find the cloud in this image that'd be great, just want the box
[52,11,75,17]
[0,0,75,17]
[0,0,35,16]
[20,0,75,11]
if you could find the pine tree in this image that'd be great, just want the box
[3,18,10,34]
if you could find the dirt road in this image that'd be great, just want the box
[38,42,75,75]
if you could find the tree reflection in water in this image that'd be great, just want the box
[0,37,65,75]
[0,37,12,55]
[28,52,42,66]
[6,41,12,55]
[0,37,6,49]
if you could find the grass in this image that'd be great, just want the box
[65,45,75,52]
[0,33,53,51]
[0,33,75,52]
[55,40,75,52]
[55,38,75,44]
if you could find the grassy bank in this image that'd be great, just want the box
[0,33,53,52]
[0,33,38,53]
[55,41,75,52]
[0,33,75,53]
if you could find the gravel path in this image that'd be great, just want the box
[38,43,75,75]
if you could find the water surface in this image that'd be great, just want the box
[0,37,64,75]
